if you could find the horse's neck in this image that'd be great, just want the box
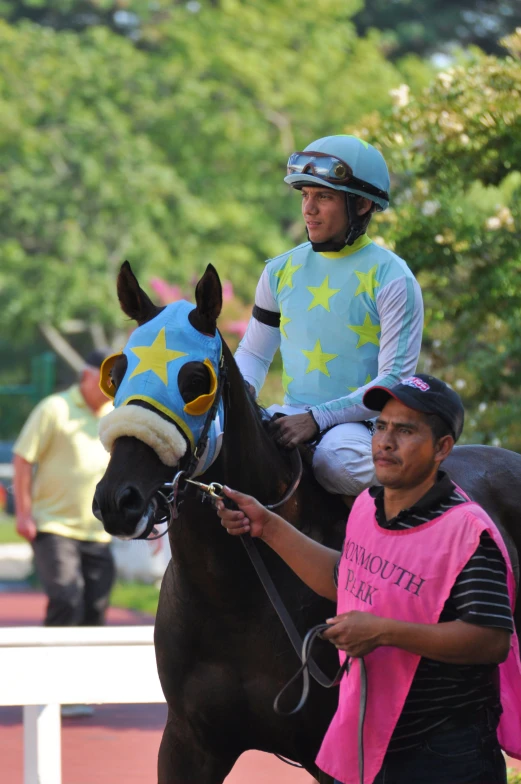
[173,355,345,582]
[172,423,345,603]
[216,409,346,546]
[219,403,291,505]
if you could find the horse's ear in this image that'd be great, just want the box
[189,264,222,336]
[117,261,162,326]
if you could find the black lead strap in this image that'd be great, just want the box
[273,623,349,715]
[221,492,368,784]
[272,621,367,784]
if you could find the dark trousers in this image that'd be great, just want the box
[32,532,115,626]
[334,714,507,784]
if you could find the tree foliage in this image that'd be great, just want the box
[1,6,521,449]
[4,0,521,60]
[359,32,521,447]
[0,2,399,347]
[0,0,146,35]
[354,0,521,59]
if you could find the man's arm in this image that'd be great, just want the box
[234,266,281,397]
[322,612,511,665]
[216,486,340,601]
[311,275,424,432]
[12,395,57,542]
[383,618,511,664]
[324,530,513,665]
[13,454,37,542]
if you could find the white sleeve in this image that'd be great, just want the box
[234,267,281,395]
[311,275,424,430]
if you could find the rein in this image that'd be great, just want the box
[134,353,229,541]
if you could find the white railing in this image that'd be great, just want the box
[0,626,166,784]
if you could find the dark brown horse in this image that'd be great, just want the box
[94,262,521,784]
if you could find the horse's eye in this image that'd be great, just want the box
[178,361,211,403]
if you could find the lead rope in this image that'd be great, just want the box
[223,488,367,784]
[273,623,367,784]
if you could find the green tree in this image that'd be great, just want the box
[0,21,180,357]
[354,0,521,59]
[4,0,521,60]
[0,3,400,363]
[357,31,521,448]
[0,0,149,35]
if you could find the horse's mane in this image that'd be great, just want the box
[218,337,346,546]
[218,337,298,500]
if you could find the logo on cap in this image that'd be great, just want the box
[401,376,430,392]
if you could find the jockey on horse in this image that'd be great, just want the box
[235,134,424,498]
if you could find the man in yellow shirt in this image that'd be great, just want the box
[13,350,114,632]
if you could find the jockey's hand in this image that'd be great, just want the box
[215,486,272,539]
[16,515,38,542]
[269,412,319,449]
[320,611,385,658]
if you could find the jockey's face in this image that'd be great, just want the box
[301,186,348,245]
[372,398,452,491]
[301,186,373,245]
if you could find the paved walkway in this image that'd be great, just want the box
[0,589,315,783]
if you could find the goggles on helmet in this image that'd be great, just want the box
[287,150,389,206]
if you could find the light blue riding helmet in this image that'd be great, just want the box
[285,134,390,212]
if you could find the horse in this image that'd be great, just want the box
[93,261,521,784]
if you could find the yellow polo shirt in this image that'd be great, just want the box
[13,385,112,543]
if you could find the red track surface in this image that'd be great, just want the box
[0,590,315,784]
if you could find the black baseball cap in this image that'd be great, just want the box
[84,348,112,369]
[363,374,465,441]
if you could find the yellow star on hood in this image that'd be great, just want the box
[354,265,380,300]
[302,340,338,377]
[348,313,381,349]
[307,275,341,312]
[282,366,293,392]
[275,255,302,294]
[129,327,187,385]
[280,311,291,339]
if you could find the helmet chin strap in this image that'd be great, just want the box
[309,193,371,252]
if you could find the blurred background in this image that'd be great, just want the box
[0,0,521,607]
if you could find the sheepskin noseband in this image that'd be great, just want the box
[99,404,186,467]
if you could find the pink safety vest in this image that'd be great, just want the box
[316,489,521,784]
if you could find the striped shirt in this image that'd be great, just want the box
[335,472,513,751]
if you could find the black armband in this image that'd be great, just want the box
[252,304,280,328]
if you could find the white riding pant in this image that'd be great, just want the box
[267,404,375,496]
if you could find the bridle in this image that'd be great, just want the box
[134,353,304,541]
[132,353,228,541]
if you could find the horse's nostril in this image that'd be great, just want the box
[116,485,146,515]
